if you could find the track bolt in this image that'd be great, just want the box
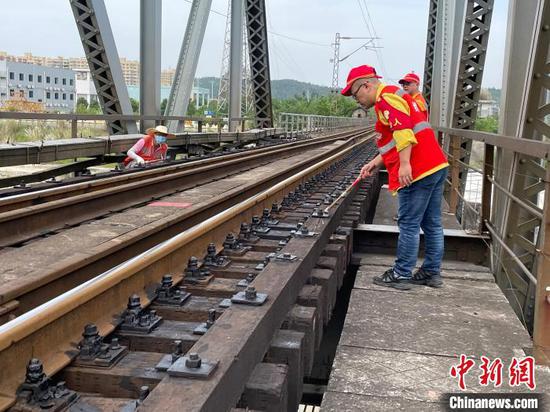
[110,338,121,350]
[186,353,202,369]
[245,286,258,300]
[138,386,150,403]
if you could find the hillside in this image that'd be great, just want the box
[196,77,331,100]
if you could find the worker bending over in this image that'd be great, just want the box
[399,72,429,121]
[341,65,448,290]
[124,125,171,168]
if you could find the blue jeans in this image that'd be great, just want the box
[394,167,448,278]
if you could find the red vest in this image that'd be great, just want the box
[375,85,447,191]
[412,92,429,121]
[123,134,168,166]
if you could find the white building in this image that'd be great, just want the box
[74,68,97,105]
[0,60,7,101]
[478,100,499,118]
[0,61,76,112]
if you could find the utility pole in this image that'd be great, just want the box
[330,33,379,112]
[218,0,253,118]
[331,33,341,96]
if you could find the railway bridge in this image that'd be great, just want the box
[0,0,550,411]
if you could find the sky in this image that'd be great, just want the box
[0,0,508,88]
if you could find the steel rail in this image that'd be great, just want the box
[0,134,372,410]
[0,127,364,212]
[0,128,371,247]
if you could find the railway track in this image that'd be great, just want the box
[0,128,372,322]
[0,131,379,411]
[0,128,368,247]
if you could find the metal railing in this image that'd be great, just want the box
[277,112,370,138]
[435,126,550,362]
[0,111,271,140]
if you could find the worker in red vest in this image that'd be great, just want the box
[341,65,448,290]
[399,72,429,121]
[123,125,171,168]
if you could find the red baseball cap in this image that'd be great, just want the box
[341,65,382,96]
[399,72,420,84]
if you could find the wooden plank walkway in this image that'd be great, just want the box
[321,189,550,411]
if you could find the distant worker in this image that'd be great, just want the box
[341,65,448,290]
[123,125,171,168]
[398,72,429,121]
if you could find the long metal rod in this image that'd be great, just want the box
[437,127,550,159]
[140,0,162,132]
[445,182,481,216]
[485,220,538,285]
[165,0,212,132]
[488,175,543,220]
[324,177,361,213]
[229,0,244,132]
[0,112,264,122]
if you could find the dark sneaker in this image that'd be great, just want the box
[373,268,412,290]
[411,268,443,288]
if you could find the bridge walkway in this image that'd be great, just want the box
[321,187,550,411]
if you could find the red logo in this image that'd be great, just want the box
[509,356,536,390]
[450,355,475,391]
[450,356,536,391]
[479,356,503,387]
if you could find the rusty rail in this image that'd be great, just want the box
[0,127,371,247]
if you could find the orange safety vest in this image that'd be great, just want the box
[411,92,429,121]
[123,134,168,166]
[374,84,447,191]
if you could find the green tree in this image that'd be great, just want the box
[89,100,101,114]
[187,100,197,116]
[130,98,139,114]
[76,97,88,109]
[474,116,498,133]
[160,98,167,114]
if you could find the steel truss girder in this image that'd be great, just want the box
[451,0,494,223]
[422,0,438,106]
[452,0,494,130]
[501,0,550,332]
[165,0,212,132]
[69,0,137,135]
[245,0,273,128]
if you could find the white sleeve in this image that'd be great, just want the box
[127,148,141,161]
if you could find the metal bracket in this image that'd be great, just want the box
[168,353,219,379]
[312,208,329,218]
[155,275,191,306]
[276,252,298,262]
[119,295,162,334]
[74,324,128,368]
[218,298,232,308]
[231,287,268,306]
[237,273,256,287]
[193,309,217,335]
[156,340,185,371]
[15,359,79,410]
[291,226,318,238]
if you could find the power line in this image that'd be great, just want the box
[269,31,330,47]
[183,0,330,48]
[356,0,389,79]
[362,0,389,78]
